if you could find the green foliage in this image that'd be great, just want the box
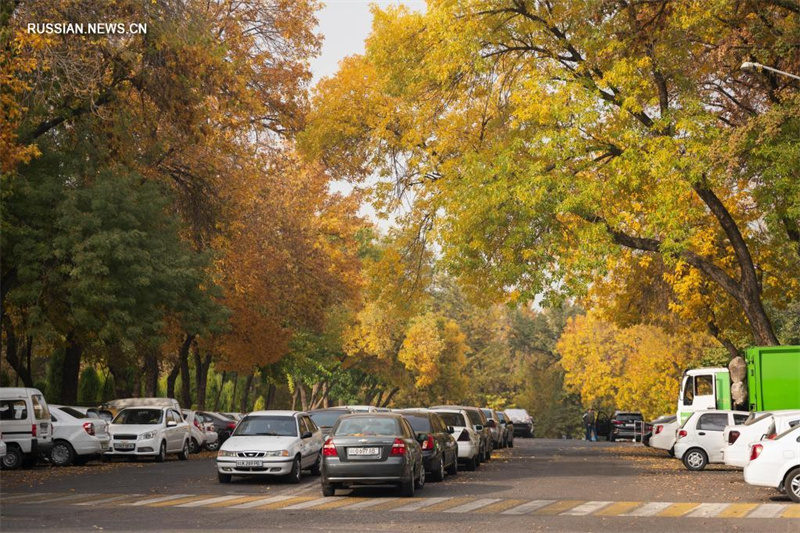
[253,396,265,411]
[78,367,101,405]
[100,372,115,403]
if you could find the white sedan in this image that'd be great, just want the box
[648,415,679,455]
[49,405,111,466]
[674,410,749,470]
[105,407,190,462]
[723,410,800,468]
[216,410,323,484]
[744,424,800,502]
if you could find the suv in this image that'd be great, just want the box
[504,408,534,438]
[609,411,644,442]
[481,408,504,449]
[0,387,53,469]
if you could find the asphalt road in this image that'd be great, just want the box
[1,438,798,531]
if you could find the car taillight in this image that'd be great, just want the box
[613,420,623,425]
[194,419,202,430]
[677,430,687,439]
[655,425,663,435]
[421,435,435,450]
[31,423,37,437]
[728,430,740,444]
[226,421,236,430]
[750,444,763,461]
[322,438,338,457]
[390,438,407,456]
[458,430,471,442]
[83,422,95,436]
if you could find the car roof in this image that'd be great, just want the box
[0,387,45,397]
[431,405,479,411]
[246,410,303,417]
[396,409,432,416]
[338,412,404,419]
[309,407,353,412]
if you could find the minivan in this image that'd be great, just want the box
[0,387,53,469]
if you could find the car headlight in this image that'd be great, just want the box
[264,450,290,457]
[217,450,237,457]
[138,431,157,440]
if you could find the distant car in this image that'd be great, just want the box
[431,405,492,461]
[480,408,504,449]
[722,411,800,468]
[182,409,210,453]
[674,410,749,470]
[648,415,679,455]
[309,408,357,438]
[504,408,534,438]
[396,409,458,481]
[344,405,378,413]
[101,397,181,418]
[216,410,323,484]
[105,406,190,462]
[320,413,424,497]
[609,411,645,442]
[497,411,514,448]
[744,424,800,502]
[196,411,237,444]
[49,405,110,466]
[430,408,482,471]
[0,387,53,469]
[221,412,244,422]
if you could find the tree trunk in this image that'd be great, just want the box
[231,373,238,411]
[61,333,82,404]
[380,387,400,408]
[298,382,309,411]
[2,316,33,387]
[180,341,192,408]
[265,383,276,409]
[194,350,212,410]
[213,371,227,411]
[167,334,194,400]
[144,347,159,397]
[239,373,253,412]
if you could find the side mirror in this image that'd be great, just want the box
[301,431,313,439]
[447,426,455,434]
[475,424,484,431]
[167,420,177,428]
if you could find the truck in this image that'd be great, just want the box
[677,345,800,423]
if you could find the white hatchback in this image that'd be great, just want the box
[106,406,190,462]
[649,415,679,455]
[430,408,481,471]
[744,424,800,502]
[216,410,324,484]
[723,410,800,468]
[674,410,749,470]
[49,405,110,466]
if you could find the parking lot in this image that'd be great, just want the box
[2,438,798,532]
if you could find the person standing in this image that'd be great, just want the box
[582,408,593,440]
[589,408,597,442]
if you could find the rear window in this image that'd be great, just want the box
[745,413,771,426]
[0,400,27,420]
[401,414,431,433]
[497,412,506,422]
[58,407,88,419]
[481,409,493,419]
[310,410,348,428]
[113,408,163,425]
[616,413,643,422]
[31,395,50,419]
[438,412,466,427]
[466,410,483,426]
[234,416,297,437]
[334,417,399,437]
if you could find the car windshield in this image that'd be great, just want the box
[233,416,297,437]
[58,407,88,419]
[401,414,431,433]
[334,417,399,436]
[113,409,163,425]
[437,412,466,427]
[310,410,349,428]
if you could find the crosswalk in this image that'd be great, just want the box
[2,492,799,518]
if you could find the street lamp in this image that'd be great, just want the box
[741,61,800,81]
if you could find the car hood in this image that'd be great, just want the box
[221,435,299,451]
[108,424,162,435]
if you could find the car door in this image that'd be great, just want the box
[167,410,182,451]
[305,416,323,455]
[695,412,730,462]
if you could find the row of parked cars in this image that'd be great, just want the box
[0,387,245,469]
[214,405,536,496]
[643,408,800,503]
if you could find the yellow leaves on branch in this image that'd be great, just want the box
[398,312,468,394]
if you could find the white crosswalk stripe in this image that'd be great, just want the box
[75,494,143,506]
[444,498,501,513]
[282,497,337,510]
[126,494,192,506]
[562,501,612,516]
[393,497,451,512]
[227,495,294,509]
[501,500,556,515]
[343,497,399,510]
[34,493,99,504]
[624,501,674,517]
[0,493,56,502]
[748,503,787,518]
[688,503,730,518]
[176,495,244,508]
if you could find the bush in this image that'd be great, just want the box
[78,367,102,405]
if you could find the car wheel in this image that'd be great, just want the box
[668,446,675,457]
[400,473,415,497]
[189,438,199,454]
[682,448,708,471]
[415,462,425,489]
[431,457,445,482]
[608,434,615,442]
[508,438,514,448]
[287,456,301,484]
[205,440,219,452]
[50,440,75,467]
[783,467,800,503]
[310,453,321,476]
[218,473,232,484]
[155,441,166,463]
[322,483,336,497]
[446,453,458,475]
[1,445,23,470]
[470,454,479,471]
[178,440,189,461]
[485,447,492,461]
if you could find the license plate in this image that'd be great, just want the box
[348,447,380,456]
[236,460,262,467]
[115,442,134,450]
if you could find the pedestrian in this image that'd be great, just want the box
[589,408,597,442]
[582,408,593,440]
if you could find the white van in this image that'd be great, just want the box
[0,387,53,469]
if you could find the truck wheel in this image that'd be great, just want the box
[682,448,708,471]
[1,445,23,470]
[784,467,800,503]
[50,440,75,467]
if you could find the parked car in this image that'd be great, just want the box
[648,414,679,455]
[504,408,534,438]
[320,413,424,497]
[396,409,458,481]
[0,434,5,459]
[101,397,181,418]
[309,408,357,438]
[722,410,800,468]
[674,410,749,470]
[182,409,210,453]
[497,411,514,448]
[344,405,378,413]
[216,410,324,484]
[431,405,492,461]
[609,411,645,442]
[0,387,53,469]
[481,408,504,449]
[196,411,237,444]
[430,408,482,471]
[49,405,110,466]
[744,424,800,502]
[105,406,190,462]
[221,412,244,421]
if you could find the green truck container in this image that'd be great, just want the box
[745,345,800,411]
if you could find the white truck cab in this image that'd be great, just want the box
[678,368,730,424]
[0,387,53,469]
